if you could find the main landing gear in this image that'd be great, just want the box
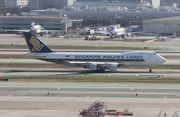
[98,67,105,72]
[149,68,152,73]
[91,67,105,72]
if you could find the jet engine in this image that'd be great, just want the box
[127,33,131,37]
[121,35,125,38]
[88,63,97,70]
[109,64,117,71]
[107,33,111,37]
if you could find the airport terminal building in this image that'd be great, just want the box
[143,16,180,35]
[3,0,28,8]
[0,16,74,33]
[29,0,75,9]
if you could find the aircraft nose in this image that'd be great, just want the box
[158,56,166,64]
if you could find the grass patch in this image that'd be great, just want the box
[0,44,160,50]
[0,63,65,68]
[0,54,27,58]
[0,63,179,69]
[0,45,28,49]
[153,65,180,69]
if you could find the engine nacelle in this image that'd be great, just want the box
[121,35,125,38]
[107,33,111,37]
[109,64,117,71]
[88,63,97,70]
[127,33,131,37]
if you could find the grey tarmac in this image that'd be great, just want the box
[1,34,180,48]
[0,82,180,117]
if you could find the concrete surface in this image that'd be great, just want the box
[0,34,180,48]
[0,82,180,117]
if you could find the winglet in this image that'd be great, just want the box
[23,32,53,53]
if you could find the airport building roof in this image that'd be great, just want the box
[144,16,180,22]
[143,16,180,34]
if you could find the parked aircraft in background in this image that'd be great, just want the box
[23,32,166,72]
[1,16,62,36]
[93,25,143,38]
[81,24,144,38]
[2,22,47,36]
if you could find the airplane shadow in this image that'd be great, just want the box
[4,69,156,74]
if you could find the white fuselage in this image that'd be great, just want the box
[108,28,127,38]
[27,51,166,68]
[31,25,43,34]
[23,31,165,72]
[114,28,126,36]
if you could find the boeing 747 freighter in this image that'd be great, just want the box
[23,32,166,72]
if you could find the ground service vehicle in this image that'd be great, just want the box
[85,35,101,40]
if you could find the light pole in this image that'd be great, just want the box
[0,19,2,31]
[98,17,99,27]
[113,12,117,25]
[57,0,59,9]
[37,0,39,10]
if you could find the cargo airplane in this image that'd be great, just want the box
[93,27,143,38]
[2,22,54,36]
[2,16,61,36]
[23,32,166,72]
[106,27,144,38]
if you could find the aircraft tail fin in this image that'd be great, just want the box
[23,32,53,53]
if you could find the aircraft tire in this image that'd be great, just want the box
[97,67,105,72]
[149,68,152,73]
[121,35,125,38]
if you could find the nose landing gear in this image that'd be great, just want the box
[149,68,152,73]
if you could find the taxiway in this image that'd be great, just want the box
[0,82,180,117]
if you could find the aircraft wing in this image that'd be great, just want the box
[93,30,109,36]
[42,29,64,34]
[125,31,145,35]
[2,29,30,32]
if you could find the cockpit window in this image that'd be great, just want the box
[153,53,157,55]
